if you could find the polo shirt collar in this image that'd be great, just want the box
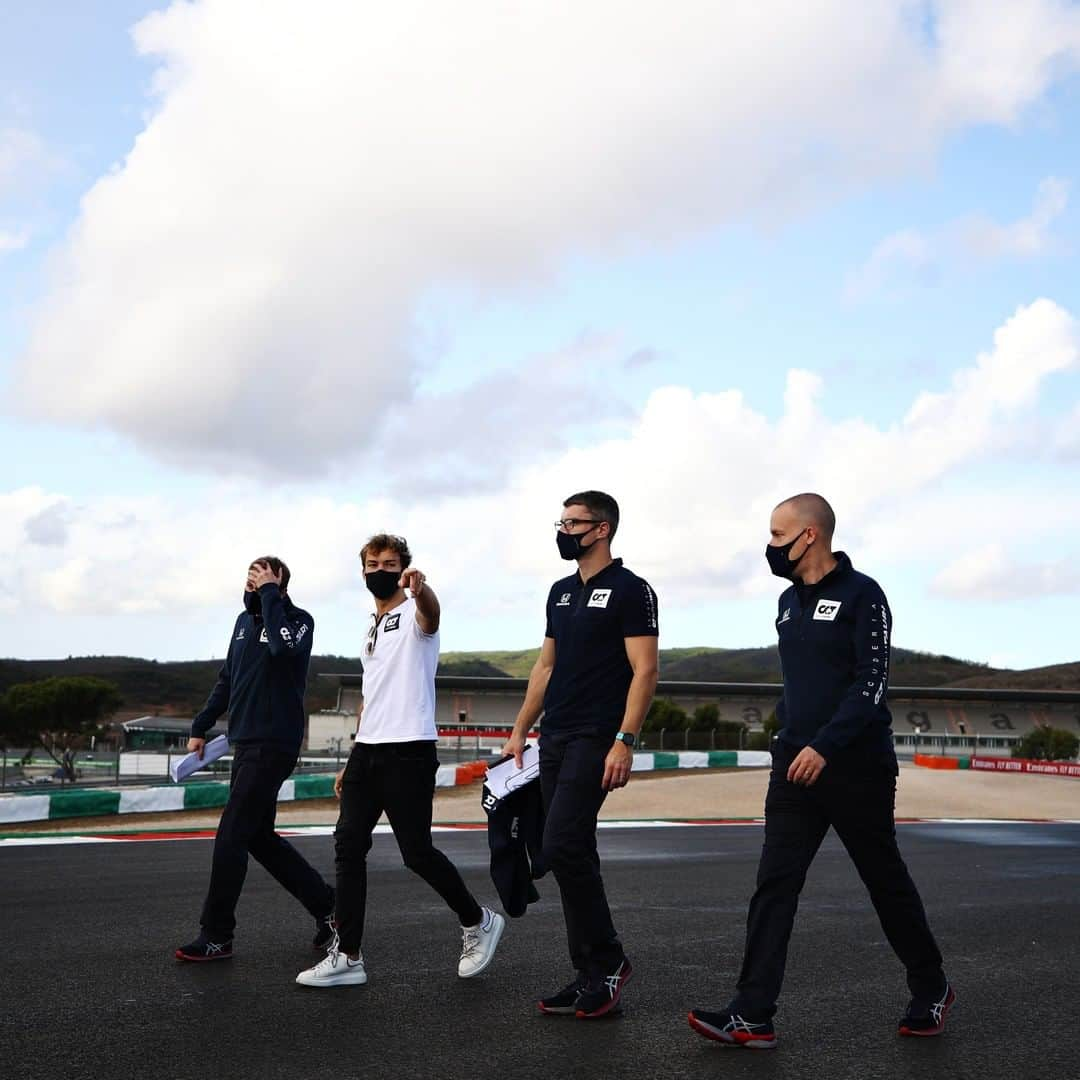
[579,557,623,585]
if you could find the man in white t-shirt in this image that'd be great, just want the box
[296,533,505,987]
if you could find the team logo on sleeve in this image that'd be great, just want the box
[812,599,842,621]
[777,608,791,625]
[384,614,402,631]
[587,589,613,608]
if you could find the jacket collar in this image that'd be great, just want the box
[795,551,852,598]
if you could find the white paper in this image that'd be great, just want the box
[484,742,540,800]
[170,734,230,783]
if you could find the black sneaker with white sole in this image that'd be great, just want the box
[575,957,633,1019]
[899,982,955,1037]
[688,1008,777,1049]
[175,933,233,962]
[538,973,588,1015]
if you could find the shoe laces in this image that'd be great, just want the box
[316,941,342,974]
[460,924,482,959]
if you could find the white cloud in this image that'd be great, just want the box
[961,176,1069,258]
[364,334,633,496]
[0,228,29,253]
[848,175,1071,297]
[12,0,1080,475]
[932,543,1080,601]
[2,298,1076,653]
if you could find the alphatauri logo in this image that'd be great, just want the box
[588,589,613,609]
[812,600,842,622]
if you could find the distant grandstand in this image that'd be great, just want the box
[308,675,1080,757]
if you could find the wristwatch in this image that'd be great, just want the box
[614,731,636,749]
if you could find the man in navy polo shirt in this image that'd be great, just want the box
[502,490,659,1019]
[688,493,952,1049]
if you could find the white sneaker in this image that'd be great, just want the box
[457,907,506,978]
[296,944,368,987]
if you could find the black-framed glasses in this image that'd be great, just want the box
[554,518,604,531]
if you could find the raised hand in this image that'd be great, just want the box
[399,567,427,598]
[249,561,283,591]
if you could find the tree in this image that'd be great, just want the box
[1012,726,1080,762]
[0,677,122,780]
[763,710,779,738]
[689,703,720,731]
[642,697,689,733]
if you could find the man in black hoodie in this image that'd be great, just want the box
[688,494,952,1048]
[175,556,334,961]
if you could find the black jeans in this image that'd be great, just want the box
[539,730,623,976]
[334,741,483,953]
[200,743,333,939]
[732,744,945,1019]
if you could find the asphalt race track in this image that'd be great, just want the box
[2,821,1078,1080]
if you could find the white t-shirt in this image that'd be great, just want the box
[355,596,439,744]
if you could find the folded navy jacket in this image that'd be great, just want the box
[482,760,548,918]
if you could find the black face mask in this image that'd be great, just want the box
[243,589,262,615]
[557,524,602,561]
[766,528,809,580]
[365,569,401,600]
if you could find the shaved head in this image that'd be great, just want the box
[774,493,836,541]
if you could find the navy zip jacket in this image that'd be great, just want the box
[774,552,896,772]
[191,584,314,753]
[481,774,548,918]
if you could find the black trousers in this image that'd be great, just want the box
[200,743,334,939]
[539,730,623,976]
[732,744,945,1019]
[334,740,483,953]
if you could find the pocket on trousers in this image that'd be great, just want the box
[393,742,438,764]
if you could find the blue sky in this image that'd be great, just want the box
[2,2,1079,669]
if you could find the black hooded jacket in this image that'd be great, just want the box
[191,583,314,753]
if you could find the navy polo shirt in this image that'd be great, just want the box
[542,558,659,736]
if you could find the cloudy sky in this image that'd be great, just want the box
[2,0,1079,668]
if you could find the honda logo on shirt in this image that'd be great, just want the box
[555,593,572,607]
[587,589,613,608]
[813,600,842,621]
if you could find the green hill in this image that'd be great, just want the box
[1,648,1075,718]
[441,645,1003,687]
